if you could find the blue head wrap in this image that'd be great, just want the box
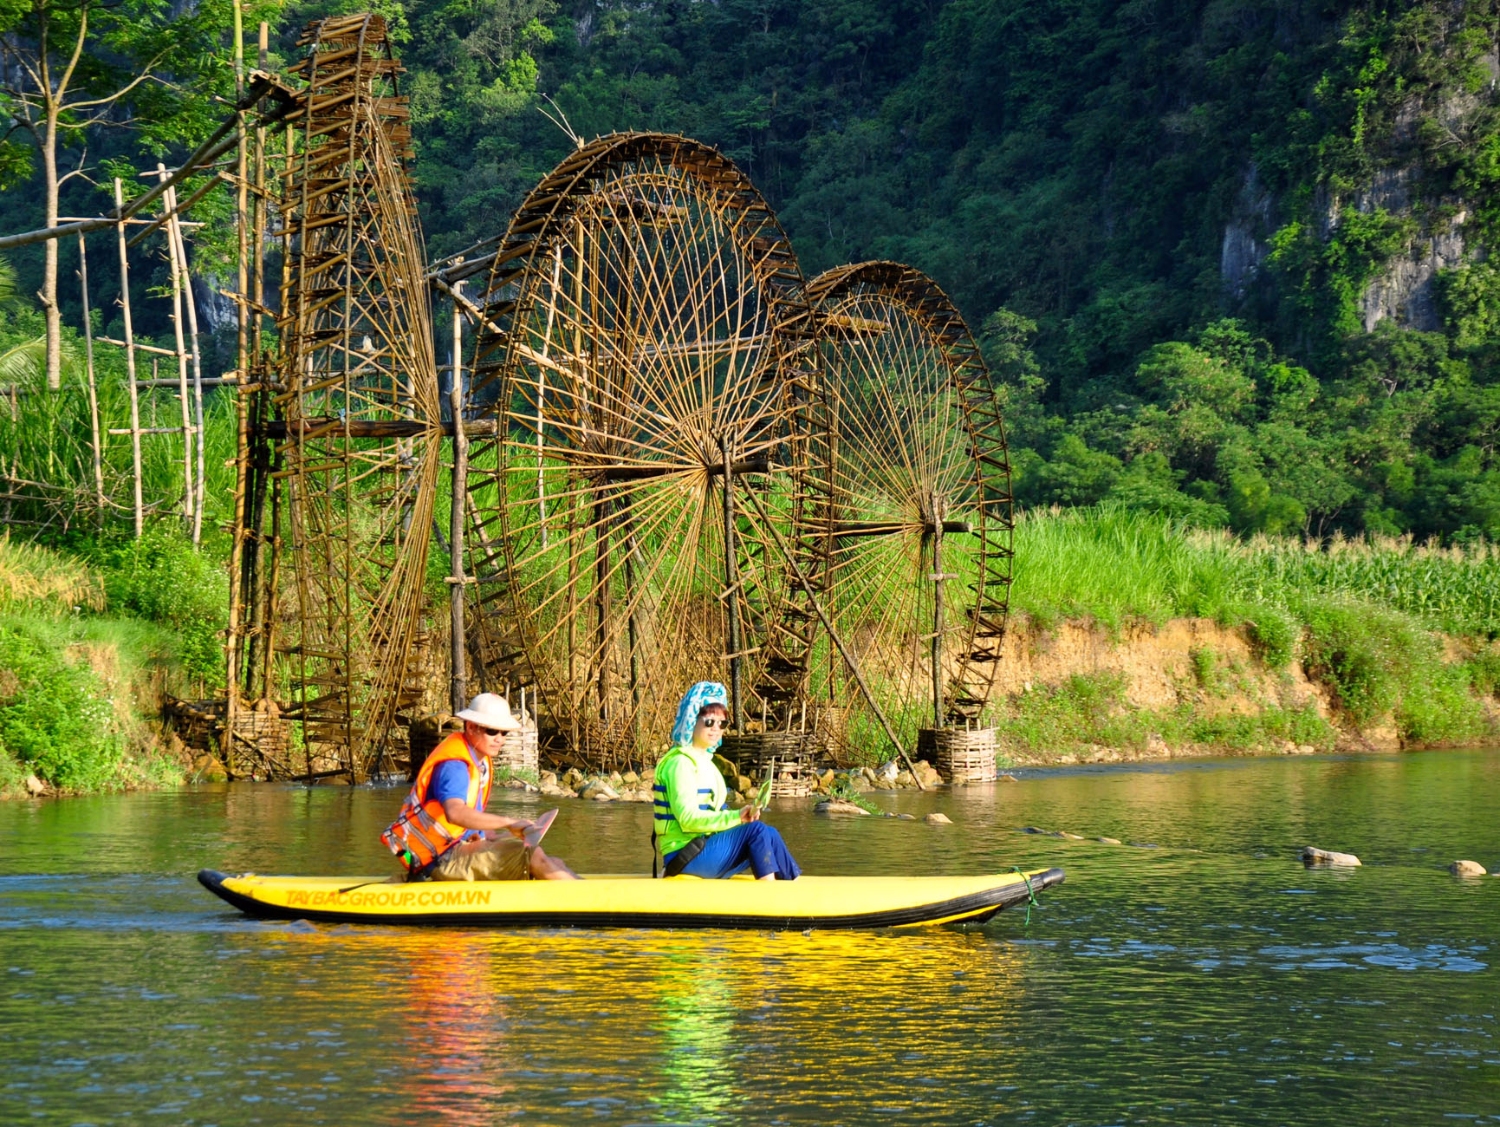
[671,681,728,748]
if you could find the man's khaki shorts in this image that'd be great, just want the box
[428,835,532,881]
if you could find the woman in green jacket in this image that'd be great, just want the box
[652,682,801,880]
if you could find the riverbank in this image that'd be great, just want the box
[0,534,224,797]
[7,508,1500,797]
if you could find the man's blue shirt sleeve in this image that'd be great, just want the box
[427,760,474,806]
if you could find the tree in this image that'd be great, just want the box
[0,0,248,390]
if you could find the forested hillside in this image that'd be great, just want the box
[8,0,1500,540]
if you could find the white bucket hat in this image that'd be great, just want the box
[455,692,522,732]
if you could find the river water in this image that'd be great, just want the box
[2,751,1498,1125]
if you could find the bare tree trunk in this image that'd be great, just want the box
[42,108,60,391]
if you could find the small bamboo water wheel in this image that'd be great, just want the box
[250,15,443,781]
[461,133,828,767]
[806,262,1013,777]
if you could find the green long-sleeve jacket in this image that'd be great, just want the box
[652,743,740,856]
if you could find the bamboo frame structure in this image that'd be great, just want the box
[3,14,1019,783]
[454,132,830,766]
[806,262,1014,748]
[252,14,443,782]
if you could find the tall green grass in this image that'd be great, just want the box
[1,334,239,538]
[1009,506,1500,747]
[0,539,194,794]
[1015,505,1500,640]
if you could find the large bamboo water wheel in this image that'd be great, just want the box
[460,133,827,766]
[255,15,442,780]
[806,262,1013,762]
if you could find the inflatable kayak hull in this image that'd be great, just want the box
[198,867,1064,930]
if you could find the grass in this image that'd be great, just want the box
[1008,506,1500,748]
[995,671,1336,760]
[0,535,106,614]
[0,539,191,795]
[1015,505,1500,640]
[1,333,240,539]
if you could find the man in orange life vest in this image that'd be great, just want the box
[382,693,578,881]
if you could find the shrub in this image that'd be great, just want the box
[1240,604,1299,669]
[0,622,124,790]
[95,529,228,685]
[1396,664,1490,746]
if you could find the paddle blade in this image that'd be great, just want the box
[523,807,558,850]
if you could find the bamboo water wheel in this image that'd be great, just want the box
[806,262,1013,760]
[460,133,828,766]
[255,15,442,780]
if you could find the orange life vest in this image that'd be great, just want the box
[381,733,492,871]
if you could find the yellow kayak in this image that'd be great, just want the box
[198,867,1064,930]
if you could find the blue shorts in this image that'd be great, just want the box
[669,821,800,880]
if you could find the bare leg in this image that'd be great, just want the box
[758,873,776,882]
[530,847,580,880]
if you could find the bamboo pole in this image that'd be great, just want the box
[76,232,104,518]
[225,0,249,754]
[156,165,195,532]
[448,275,469,714]
[931,520,945,730]
[165,178,207,547]
[242,20,271,701]
[721,435,743,730]
[113,179,144,538]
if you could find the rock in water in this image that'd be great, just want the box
[1450,859,1488,877]
[924,812,953,825]
[876,760,899,782]
[814,800,870,817]
[1097,836,1122,845]
[1301,845,1361,867]
[897,813,916,821]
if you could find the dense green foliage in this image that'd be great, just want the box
[6,0,1500,536]
[0,622,124,791]
[0,539,203,794]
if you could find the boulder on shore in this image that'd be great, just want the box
[1450,859,1488,877]
[814,799,870,817]
[924,812,953,825]
[1301,845,1361,867]
[24,774,46,797]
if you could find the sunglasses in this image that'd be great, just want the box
[476,725,508,737]
[698,716,728,729]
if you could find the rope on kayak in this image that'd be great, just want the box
[1011,867,1038,927]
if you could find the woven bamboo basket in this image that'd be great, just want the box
[917,727,999,783]
[407,714,538,778]
[497,721,540,775]
[718,731,815,797]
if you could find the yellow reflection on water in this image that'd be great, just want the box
[260,921,1031,1122]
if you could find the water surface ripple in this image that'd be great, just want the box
[2,751,1498,1124]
